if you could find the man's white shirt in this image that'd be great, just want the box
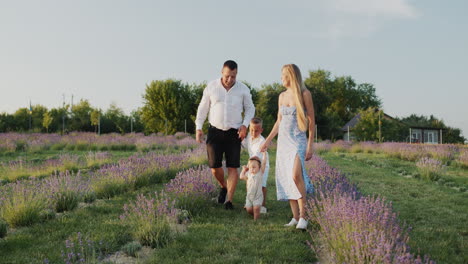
[195,79,255,131]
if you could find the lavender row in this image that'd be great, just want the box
[305,155,435,263]
[0,132,196,153]
[315,141,467,167]
[0,145,206,229]
[120,165,217,248]
[0,152,112,183]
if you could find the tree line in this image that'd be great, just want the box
[0,69,465,143]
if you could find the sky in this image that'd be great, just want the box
[1,0,467,138]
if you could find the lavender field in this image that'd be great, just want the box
[0,133,466,263]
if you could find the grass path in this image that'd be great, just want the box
[320,152,468,264]
[147,151,316,263]
[0,150,317,263]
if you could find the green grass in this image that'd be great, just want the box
[320,152,468,264]
[148,152,315,264]
[0,149,317,263]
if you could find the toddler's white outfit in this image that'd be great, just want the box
[245,170,263,208]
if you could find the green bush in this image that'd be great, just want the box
[0,219,8,238]
[121,241,142,257]
[54,191,81,212]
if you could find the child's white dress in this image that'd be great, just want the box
[245,170,263,207]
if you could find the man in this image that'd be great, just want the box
[195,60,255,210]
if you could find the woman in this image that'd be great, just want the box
[260,64,315,229]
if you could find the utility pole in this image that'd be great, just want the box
[62,94,66,134]
[130,117,133,133]
[28,100,32,131]
[378,111,382,143]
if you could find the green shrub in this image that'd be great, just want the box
[0,219,8,238]
[121,241,142,257]
[54,191,81,212]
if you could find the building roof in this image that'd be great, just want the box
[341,111,396,131]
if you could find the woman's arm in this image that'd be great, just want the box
[260,151,268,174]
[303,89,316,161]
[260,93,283,152]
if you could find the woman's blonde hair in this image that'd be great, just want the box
[283,64,308,132]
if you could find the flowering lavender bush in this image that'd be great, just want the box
[85,152,112,168]
[165,165,217,213]
[330,140,352,153]
[44,171,92,212]
[0,180,50,227]
[416,157,445,181]
[305,155,434,263]
[56,232,107,264]
[455,149,468,169]
[120,191,177,248]
[314,141,331,154]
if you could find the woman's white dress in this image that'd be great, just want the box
[276,106,314,201]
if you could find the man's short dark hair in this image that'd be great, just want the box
[223,60,238,70]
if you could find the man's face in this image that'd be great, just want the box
[221,67,237,88]
[249,123,263,139]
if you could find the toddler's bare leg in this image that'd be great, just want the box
[253,206,261,220]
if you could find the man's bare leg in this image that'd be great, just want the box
[211,168,226,188]
[226,167,238,202]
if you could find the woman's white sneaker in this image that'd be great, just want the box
[284,218,298,227]
[296,218,308,229]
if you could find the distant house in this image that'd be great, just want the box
[341,112,395,142]
[342,112,444,144]
[408,126,444,144]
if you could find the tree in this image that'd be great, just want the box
[42,111,53,133]
[353,108,381,142]
[304,70,382,140]
[255,83,283,134]
[70,99,94,132]
[103,103,127,134]
[141,79,194,134]
[90,110,101,133]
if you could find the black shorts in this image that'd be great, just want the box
[206,126,241,168]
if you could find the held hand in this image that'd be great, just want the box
[238,125,247,140]
[196,130,204,143]
[260,141,270,152]
[242,165,249,172]
[305,146,313,161]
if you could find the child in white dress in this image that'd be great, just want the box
[240,153,267,220]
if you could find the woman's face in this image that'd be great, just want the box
[281,68,291,88]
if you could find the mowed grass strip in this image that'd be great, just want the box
[320,152,468,264]
[148,151,317,264]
